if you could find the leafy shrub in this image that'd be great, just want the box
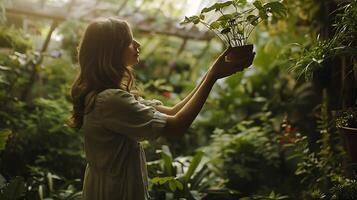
[0,176,26,200]
[331,177,357,200]
[0,26,32,53]
[206,117,296,196]
[290,0,357,79]
[0,21,85,198]
[284,93,347,199]
[148,145,214,200]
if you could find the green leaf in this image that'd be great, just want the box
[151,176,175,185]
[180,16,190,25]
[0,74,9,85]
[191,165,209,189]
[47,172,53,192]
[247,15,259,26]
[151,177,161,184]
[201,1,234,13]
[201,6,214,13]
[221,28,231,34]
[234,0,247,6]
[217,14,234,22]
[168,180,177,192]
[158,178,167,184]
[259,10,268,20]
[180,16,201,25]
[190,190,201,200]
[264,1,287,18]
[160,146,174,175]
[161,153,173,175]
[217,1,234,9]
[162,145,172,157]
[253,97,267,102]
[0,129,11,151]
[253,1,263,9]
[0,177,26,200]
[184,151,204,183]
[163,177,173,184]
[175,180,184,190]
[210,21,221,29]
[0,65,11,71]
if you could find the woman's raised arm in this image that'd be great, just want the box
[154,71,209,116]
[161,48,255,138]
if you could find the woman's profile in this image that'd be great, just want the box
[69,17,254,200]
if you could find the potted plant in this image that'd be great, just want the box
[180,0,287,62]
[336,108,357,162]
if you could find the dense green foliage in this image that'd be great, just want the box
[0,0,356,200]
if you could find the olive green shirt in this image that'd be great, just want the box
[82,89,167,200]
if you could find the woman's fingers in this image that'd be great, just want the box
[227,52,255,69]
[218,47,233,60]
[211,50,255,79]
[239,52,255,67]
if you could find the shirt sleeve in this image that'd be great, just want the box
[97,89,167,141]
[137,96,163,107]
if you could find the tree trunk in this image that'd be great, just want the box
[20,20,58,103]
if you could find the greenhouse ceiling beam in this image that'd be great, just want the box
[5,7,65,21]
[5,7,214,41]
[135,24,212,41]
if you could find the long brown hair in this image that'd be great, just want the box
[68,17,136,129]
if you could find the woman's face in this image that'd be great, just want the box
[122,39,141,66]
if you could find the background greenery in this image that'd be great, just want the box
[0,0,356,199]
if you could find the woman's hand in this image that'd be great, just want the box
[208,47,255,80]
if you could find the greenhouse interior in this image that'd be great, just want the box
[0,0,357,199]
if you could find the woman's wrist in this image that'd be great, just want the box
[206,70,218,83]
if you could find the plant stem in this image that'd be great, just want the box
[232,5,241,45]
[230,21,237,46]
[238,33,243,46]
[234,2,238,14]
[242,8,256,15]
[200,20,227,44]
[246,19,263,44]
[218,9,232,46]
[219,9,225,17]
[224,33,231,46]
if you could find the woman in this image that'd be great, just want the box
[69,17,254,200]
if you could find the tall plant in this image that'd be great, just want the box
[290,0,357,79]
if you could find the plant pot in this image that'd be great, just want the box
[225,44,254,62]
[340,127,357,162]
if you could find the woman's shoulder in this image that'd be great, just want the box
[97,88,129,97]
[96,88,134,105]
